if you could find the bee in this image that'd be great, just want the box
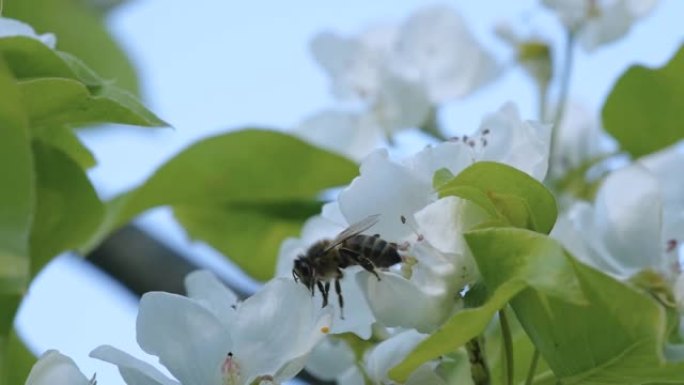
[292,214,402,318]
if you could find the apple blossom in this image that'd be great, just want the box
[542,0,658,51]
[311,5,498,105]
[0,17,56,48]
[275,202,377,339]
[392,4,499,103]
[548,101,615,180]
[91,271,332,385]
[333,102,548,331]
[25,350,95,385]
[552,162,679,280]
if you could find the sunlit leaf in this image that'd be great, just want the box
[83,130,358,279]
[603,44,684,157]
[390,228,584,382]
[174,200,322,280]
[33,125,96,169]
[4,0,140,93]
[29,142,104,276]
[6,330,35,385]
[0,60,33,334]
[469,229,684,384]
[437,161,557,233]
[19,78,166,128]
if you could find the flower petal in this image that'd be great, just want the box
[357,271,448,332]
[90,345,178,385]
[365,330,427,383]
[304,338,356,381]
[136,292,230,385]
[339,149,433,241]
[184,270,238,328]
[292,110,385,162]
[403,141,473,183]
[393,5,499,102]
[231,278,331,383]
[477,102,550,181]
[594,165,664,275]
[25,350,91,385]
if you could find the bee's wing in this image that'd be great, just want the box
[324,214,381,252]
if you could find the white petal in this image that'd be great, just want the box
[639,145,684,212]
[477,102,550,180]
[393,5,499,102]
[338,366,365,385]
[413,196,488,256]
[184,270,238,328]
[357,271,448,332]
[0,17,56,48]
[365,330,427,383]
[403,141,474,183]
[339,149,433,241]
[551,101,612,178]
[578,2,634,51]
[136,292,230,385]
[25,350,91,385]
[327,268,376,339]
[304,338,356,381]
[292,110,386,162]
[90,345,178,385]
[372,74,431,132]
[232,278,331,383]
[311,32,384,101]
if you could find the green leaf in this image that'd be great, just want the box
[4,0,140,93]
[0,37,78,81]
[6,330,35,385]
[603,44,684,157]
[33,125,96,169]
[468,229,684,384]
[437,161,557,233]
[389,228,585,382]
[0,60,33,334]
[19,78,166,128]
[29,142,104,276]
[174,200,322,280]
[84,130,358,278]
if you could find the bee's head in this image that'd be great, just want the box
[293,258,314,290]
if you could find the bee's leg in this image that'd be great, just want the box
[341,248,381,281]
[317,281,329,308]
[334,275,345,320]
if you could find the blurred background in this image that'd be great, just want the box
[7,0,683,383]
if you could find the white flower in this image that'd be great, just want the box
[304,337,361,384]
[364,330,446,385]
[91,271,331,385]
[542,0,658,51]
[312,5,498,104]
[25,350,94,385]
[392,4,499,103]
[0,17,56,48]
[337,103,548,331]
[552,161,680,279]
[549,101,614,179]
[275,203,377,339]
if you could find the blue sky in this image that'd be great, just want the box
[15,0,684,383]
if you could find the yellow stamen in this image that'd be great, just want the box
[320,326,330,334]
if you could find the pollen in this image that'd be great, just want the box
[320,326,330,334]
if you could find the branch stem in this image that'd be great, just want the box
[499,310,514,385]
[525,349,541,385]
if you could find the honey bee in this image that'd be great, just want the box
[292,214,402,318]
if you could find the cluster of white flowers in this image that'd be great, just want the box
[292,4,500,161]
[19,0,682,384]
